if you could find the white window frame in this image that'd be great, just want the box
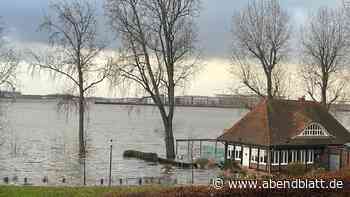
[235,146,241,161]
[259,149,267,165]
[271,151,280,166]
[300,150,306,163]
[281,150,288,165]
[298,122,330,137]
[227,145,234,159]
[290,150,297,163]
[307,149,314,164]
[251,148,258,163]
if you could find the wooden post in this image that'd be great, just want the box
[279,150,281,172]
[191,141,194,184]
[240,145,243,166]
[328,148,331,171]
[257,147,260,170]
[268,148,271,173]
[175,140,178,156]
[224,142,228,162]
[233,145,236,161]
[214,141,218,160]
[340,149,343,169]
[187,140,190,161]
[305,149,308,170]
[248,146,252,169]
[109,139,113,187]
[83,156,86,185]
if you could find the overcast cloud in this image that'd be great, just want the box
[0,0,344,97]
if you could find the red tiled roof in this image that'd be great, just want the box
[217,99,350,146]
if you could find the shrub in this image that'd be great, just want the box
[194,158,216,169]
[284,162,308,177]
[222,160,241,171]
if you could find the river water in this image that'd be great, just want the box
[0,99,349,186]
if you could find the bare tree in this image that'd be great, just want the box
[0,19,18,92]
[231,0,291,99]
[231,62,290,98]
[105,0,200,159]
[30,0,110,156]
[301,7,348,109]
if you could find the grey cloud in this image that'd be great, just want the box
[0,0,343,58]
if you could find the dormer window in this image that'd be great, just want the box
[298,122,330,137]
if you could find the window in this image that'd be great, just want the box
[259,149,267,164]
[300,150,306,163]
[227,145,234,159]
[251,148,258,163]
[299,123,329,137]
[271,151,280,165]
[235,146,242,160]
[281,150,288,165]
[289,150,298,163]
[307,149,314,164]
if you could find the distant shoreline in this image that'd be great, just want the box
[94,101,248,109]
[2,97,350,112]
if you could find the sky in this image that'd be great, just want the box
[0,0,344,97]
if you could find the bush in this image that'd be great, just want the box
[284,162,308,177]
[222,160,241,171]
[194,158,216,169]
[261,174,273,180]
[307,167,327,176]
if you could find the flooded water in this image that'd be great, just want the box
[0,99,247,186]
[1,99,350,186]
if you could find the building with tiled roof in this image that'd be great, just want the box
[218,98,350,172]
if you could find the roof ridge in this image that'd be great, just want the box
[218,98,350,146]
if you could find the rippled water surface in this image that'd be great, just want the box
[0,99,349,186]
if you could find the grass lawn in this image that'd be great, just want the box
[0,185,166,197]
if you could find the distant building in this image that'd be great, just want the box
[173,94,262,107]
[98,94,280,108]
[119,97,141,103]
[141,96,154,104]
[0,90,21,98]
[175,96,193,105]
[140,95,168,105]
[174,96,221,106]
[215,94,262,107]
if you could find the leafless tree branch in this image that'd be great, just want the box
[301,7,348,109]
[105,0,201,159]
[29,0,109,159]
[230,0,291,99]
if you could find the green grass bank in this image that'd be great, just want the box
[0,185,165,197]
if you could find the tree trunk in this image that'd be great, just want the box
[166,75,176,160]
[267,71,273,100]
[321,85,327,108]
[321,72,328,108]
[78,71,86,186]
[78,90,85,156]
[154,96,176,160]
[78,64,85,156]
[164,119,176,160]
